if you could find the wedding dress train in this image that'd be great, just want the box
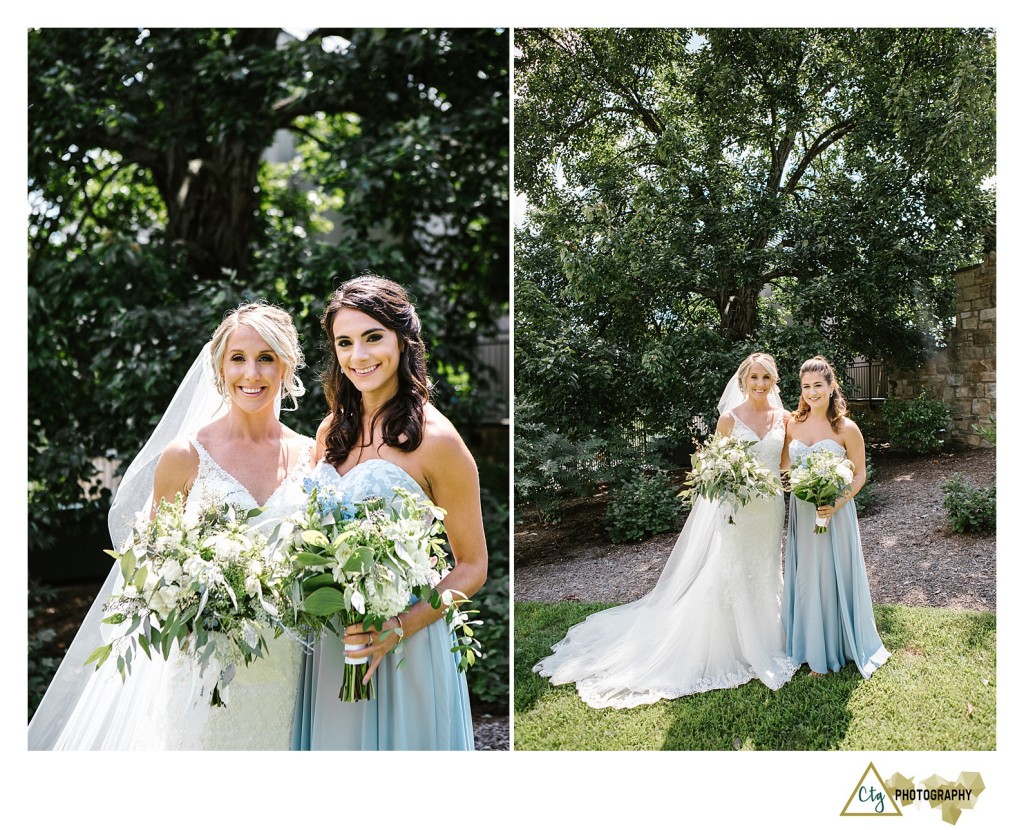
[534,412,797,708]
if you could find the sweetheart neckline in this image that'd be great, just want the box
[319,457,429,499]
[790,437,845,451]
[192,437,312,509]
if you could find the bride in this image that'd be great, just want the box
[28,302,314,749]
[534,352,798,708]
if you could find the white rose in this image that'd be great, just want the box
[159,559,183,584]
[143,567,160,596]
[150,585,180,618]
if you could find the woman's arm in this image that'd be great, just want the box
[840,418,867,499]
[715,411,734,438]
[345,417,488,683]
[149,439,199,518]
[780,414,794,472]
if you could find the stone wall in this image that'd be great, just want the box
[888,251,996,448]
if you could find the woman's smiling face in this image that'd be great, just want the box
[332,307,403,401]
[800,370,832,412]
[220,324,285,412]
[745,361,775,401]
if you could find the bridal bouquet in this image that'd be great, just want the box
[789,450,855,534]
[678,433,782,523]
[274,478,481,702]
[86,494,291,705]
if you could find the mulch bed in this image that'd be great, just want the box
[514,447,995,613]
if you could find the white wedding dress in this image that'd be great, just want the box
[37,437,314,750]
[534,410,798,708]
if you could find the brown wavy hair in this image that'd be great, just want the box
[793,355,847,433]
[321,275,430,465]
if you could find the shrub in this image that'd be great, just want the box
[882,392,951,454]
[468,462,509,708]
[854,453,883,515]
[972,413,996,447]
[604,470,682,543]
[941,474,996,533]
[515,426,606,523]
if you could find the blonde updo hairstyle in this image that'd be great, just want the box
[793,354,847,433]
[737,352,781,397]
[209,301,306,409]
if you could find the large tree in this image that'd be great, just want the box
[515,28,994,362]
[28,27,510,708]
[30,28,508,286]
[29,26,508,546]
[514,27,994,462]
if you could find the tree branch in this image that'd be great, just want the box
[783,117,856,194]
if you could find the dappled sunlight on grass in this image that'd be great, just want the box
[515,601,995,751]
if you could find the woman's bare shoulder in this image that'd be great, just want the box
[420,404,473,459]
[152,437,199,502]
[315,412,334,438]
[159,437,199,468]
[716,410,735,435]
[839,415,862,435]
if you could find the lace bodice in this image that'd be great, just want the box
[185,437,314,535]
[729,409,785,476]
[151,435,315,750]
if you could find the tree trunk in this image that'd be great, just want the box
[718,284,761,340]
[154,138,267,280]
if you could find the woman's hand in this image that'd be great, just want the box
[343,617,403,685]
[816,503,836,527]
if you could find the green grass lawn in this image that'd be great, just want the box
[514,601,995,751]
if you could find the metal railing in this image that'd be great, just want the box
[844,359,888,404]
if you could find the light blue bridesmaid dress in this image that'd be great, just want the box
[293,459,475,750]
[783,439,890,678]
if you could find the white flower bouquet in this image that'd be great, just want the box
[274,478,481,702]
[678,433,783,523]
[789,450,856,534]
[86,494,291,706]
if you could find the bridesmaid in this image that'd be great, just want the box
[297,275,487,750]
[781,356,890,678]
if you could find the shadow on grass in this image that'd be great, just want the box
[515,600,996,751]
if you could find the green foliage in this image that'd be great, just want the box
[604,470,682,543]
[471,462,510,706]
[972,413,996,447]
[514,27,995,469]
[28,580,60,720]
[514,420,606,523]
[941,474,996,533]
[854,453,884,516]
[882,392,951,454]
